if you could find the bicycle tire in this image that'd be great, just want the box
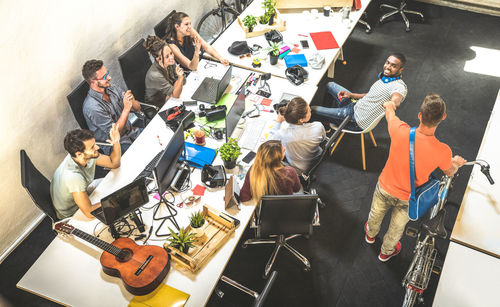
[402,287,418,307]
[197,7,239,44]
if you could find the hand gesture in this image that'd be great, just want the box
[123,90,134,110]
[107,123,120,145]
[452,155,467,168]
[221,58,229,66]
[383,100,396,110]
[276,112,285,123]
[194,35,202,51]
[175,64,184,77]
[337,91,350,100]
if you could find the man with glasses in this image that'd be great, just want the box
[51,125,121,219]
[82,59,142,154]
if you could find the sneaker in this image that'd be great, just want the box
[378,242,402,262]
[364,222,375,244]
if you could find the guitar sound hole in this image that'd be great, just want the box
[117,248,133,262]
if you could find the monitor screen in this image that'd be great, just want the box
[217,65,233,102]
[154,126,185,195]
[225,92,246,141]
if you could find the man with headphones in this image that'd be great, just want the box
[311,53,407,131]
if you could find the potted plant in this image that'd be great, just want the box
[218,138,242,169]
[189,210,207,238]
[267,42,280,65]
[242,15,257,32]
[166,227,195,254]
[262,0,277,25]
[259,13,270,25]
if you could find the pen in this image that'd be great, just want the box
[157,135,162,147]
[298,34,308,37]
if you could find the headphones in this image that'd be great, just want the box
[285,65,308,86]
[378,72,401,83]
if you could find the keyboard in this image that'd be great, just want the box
[239,118,267,150]
[134,150,164,181]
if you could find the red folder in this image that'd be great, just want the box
[310,31,339,50]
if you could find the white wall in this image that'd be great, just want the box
[0,0,217,261]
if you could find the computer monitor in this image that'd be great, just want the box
[225,92,246,142]
[153,125,185,195]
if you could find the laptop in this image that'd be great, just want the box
[91,177,149,225]
[191,65,233,104]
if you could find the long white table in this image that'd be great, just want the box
[17,60,317,307]
[211,0,372,85]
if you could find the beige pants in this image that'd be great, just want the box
[366,183,409,255]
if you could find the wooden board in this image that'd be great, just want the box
[277,0,353,9]
[164,205,237,273]
[237,11,287,38]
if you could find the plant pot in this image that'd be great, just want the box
[269,53,279,65]
[248,27,253,33]
[223,159,237,170]
[268,14,275,25]
[191,221,207,238]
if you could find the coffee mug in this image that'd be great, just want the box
[324,6,331,17]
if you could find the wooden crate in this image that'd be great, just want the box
[277,0,353,9]
[164,205,237,273]
[237,10,287,38]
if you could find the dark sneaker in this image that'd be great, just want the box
[378,242,402,262]
[364,222,375,244]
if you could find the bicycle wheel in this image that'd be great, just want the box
[402,287,418,307]
[197,7,239,44]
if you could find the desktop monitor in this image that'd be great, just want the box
[153,126,185,195]
[225,92,246,142]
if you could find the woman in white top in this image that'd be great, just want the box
[269,97,326,173]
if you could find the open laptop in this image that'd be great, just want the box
[191,65,233,104]
[225,92,246,142]
[91,177,149,225]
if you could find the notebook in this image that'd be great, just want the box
[191,65,233,104]
[309,31,339,50]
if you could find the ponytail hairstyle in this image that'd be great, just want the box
[249,140,284,202]
[278,97,309,124]
[144,35,174,83]
[164,12,193,48]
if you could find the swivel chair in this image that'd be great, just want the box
[379,0,424,32]
[20,150,59,225]
[216,271,278,307]
[67,80,90,130]
[154,10,177,39]
[242,194,318,278]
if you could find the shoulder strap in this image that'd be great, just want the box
[409,127,416,201]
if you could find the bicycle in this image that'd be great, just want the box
[197,0,253,44]
[401,160,494,307]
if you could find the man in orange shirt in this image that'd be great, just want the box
[364,93,466,261]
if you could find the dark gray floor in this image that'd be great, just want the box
[1,1,499,306]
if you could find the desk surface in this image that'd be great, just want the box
[450,89,500,257]
[17,60,317,307]
[211,0,371,86]
[432,242,500,307]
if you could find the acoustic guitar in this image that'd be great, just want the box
[54,222,170,296]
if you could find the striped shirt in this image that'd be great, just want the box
[353,79,407,130]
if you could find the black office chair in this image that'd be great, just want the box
[216,271,278,307]
[357,12,372,34]
[154,10,176,39]
[242,194,318,278]
[20,150,59,225]
[67,80,90,130]
[379,0,424,32]
[118,39,158,118]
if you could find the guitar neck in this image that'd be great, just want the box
[72,228,122,256]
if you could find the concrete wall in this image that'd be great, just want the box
[0,0,217,261]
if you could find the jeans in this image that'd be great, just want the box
[366,183,410,255]
[311,81,362,131]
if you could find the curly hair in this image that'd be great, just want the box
[64,129,95,157]
[164,12,193,48]
[82,59,103,84]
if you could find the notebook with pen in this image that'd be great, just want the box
[191,65,233,104]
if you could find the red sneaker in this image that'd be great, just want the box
[378,242,402,262]
[364,222,375,244]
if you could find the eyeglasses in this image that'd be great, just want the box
[239,53,252,59]
[95,71,109,81]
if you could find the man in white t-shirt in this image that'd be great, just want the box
[311,53,408,131]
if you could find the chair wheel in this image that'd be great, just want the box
[304,266,311,272]
[365,29,372,34]
[242,243,248,248]
[262,273,269,279]
[405,27,411,32]
[304,235,310,239]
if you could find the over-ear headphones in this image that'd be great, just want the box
[285,65,309,86]
[378,72,401,83]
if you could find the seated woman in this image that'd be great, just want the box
[240,140,301,203]
[144,35,185,108]
[165,12,229,72]
[269,97,325,173]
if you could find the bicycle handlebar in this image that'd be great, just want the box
[464,160,495,185]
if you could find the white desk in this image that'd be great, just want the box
[432,242,500,307]
[211,0,372,86]
[450,89,500,257]
[17,60,317,307]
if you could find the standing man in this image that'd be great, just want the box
[82,59,142,154]
[364,94,466,261]
[311,53,408,131]
[51,124,121,219]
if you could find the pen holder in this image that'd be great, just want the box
[194,130,206,146]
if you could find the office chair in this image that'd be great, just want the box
[67,80,90,130]
[154,10,177,39]
[242,194,318,278]
[357,12,372,34]
[379,0,424,32]
[330,113,384,171]
[20,150,59,224]
[118,39,158,118]
[216,271,278,307]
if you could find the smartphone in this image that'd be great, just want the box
[242,151,256,163]
[300,40,309,49]
[256,90,271,98]
[183,100,197,107]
